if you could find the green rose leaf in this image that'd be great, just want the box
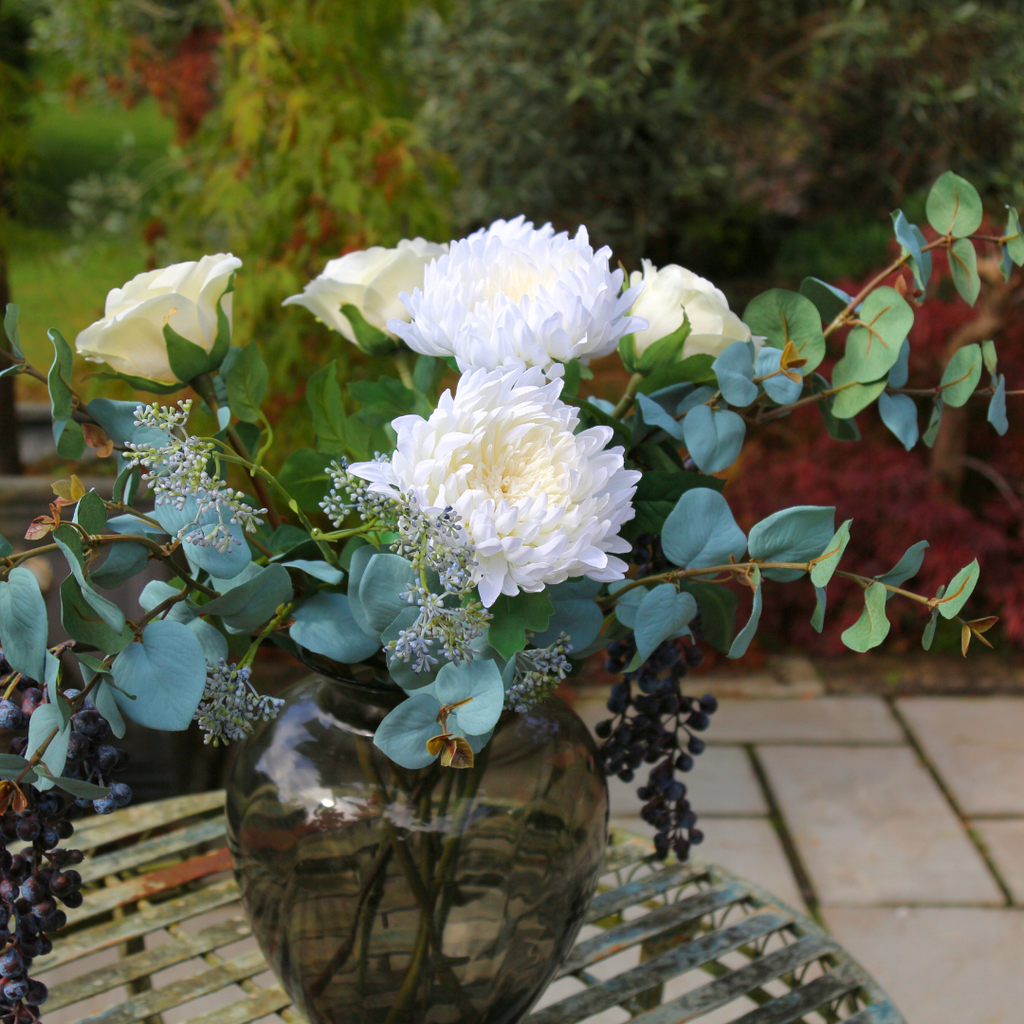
[637,313,690,374]
[111,620,208,730]
[742,289,825,373]
[277,447,334,513]
[488,591,554,661]
[638,354,717,394]
[222,343,268,423]
[341,303,398,356]
[662,488,746,570]
[0,567,48,682]
[844,287,913,384]
[841,581,890,652]
[809,519,852,588]
[306,361,348,456]
[939,343,982,407]
[747,505,836,582]
[164,324,213,384]
[948,238,980,306]
[634,585,698,667]
[618,333,638,374]
[829,359,887,420]
[925,171,983,238]
[682,405,746,474]
[878,392,919,451]
[290,592,381,664]
[727,565,762,660]
[936,560,980,620]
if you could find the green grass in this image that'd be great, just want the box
[6,88,173,401]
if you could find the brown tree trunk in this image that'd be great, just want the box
[0,244,24,475]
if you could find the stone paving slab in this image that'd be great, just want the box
[606,746,767,816]
[609,815,807,912]
[897,697,1024,815]
[823,906,1024,1024]
[758,745,1002,905]
[708,697,903,744]
[972,819,1024,904]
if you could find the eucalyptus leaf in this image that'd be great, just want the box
[888,340,910,389]
[939,343,982,407]
[922,397,943,448]
[878,392,919,450]
[829,359,887,419]
[26,704,71,791]
[727,566,762,659]
[60,576,134,654]
[111,620,208,730]
[634,393,686,442]
[844,287,913,383]
[682,404,745,474]
[530,598,603,651]
[1005,206,1024,266]
[936,560,980,620]
[678,581,738,654]
[948,238,980,305]
[988,374,1008,435]
[799,278,853,322]
[811,586,827,633]
[3,303,22,358]
[877,540,929,596]
[712,342,757,408]
[755,346,803,405]
[742,289,825,373]
[359,553,419,635]
[841,581,890,652]
[203,564,293,633]
[747,505,835,582]
[373,694,442,769]
[290,592,381,664]
[634,585,698,666]
[662,488,746,570]
[926,172,983,237]
[0,567,48,682]
[281,559,344,584]
[809,519,852,588]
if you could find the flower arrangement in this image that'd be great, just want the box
[0,170,1020,1020]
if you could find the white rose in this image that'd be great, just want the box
[628,260,752,359]
[351,365,641,608]
[75,254,241,384]
[283,238,448,348]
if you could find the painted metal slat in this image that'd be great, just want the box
[557,881,747,977]
[586,860,710,922]
[526,907,792,1024]
[72,792,226,853]
[627,934,839,1024]
[43,917,253,1011]
[180,986,292,1024]
[729,961,866,1024]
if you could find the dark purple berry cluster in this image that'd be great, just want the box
[0,650,132,1024]
[595,533,720,860]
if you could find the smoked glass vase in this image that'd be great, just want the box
[224,664,609,1024]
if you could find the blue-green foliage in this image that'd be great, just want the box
[682,405,745,473]
[662,488,745,571]
[0,567,48,682]
[290,593,381,664]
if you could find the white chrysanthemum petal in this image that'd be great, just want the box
[350,366,640,607]
[388,218,647,374]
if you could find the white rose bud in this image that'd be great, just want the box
[75,254,241,385]
[283,238,448,352]
[628,260,752,359]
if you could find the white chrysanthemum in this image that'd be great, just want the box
[388,216,646,374]
[350,366,641,607]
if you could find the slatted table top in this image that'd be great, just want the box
[35,792,905,1024]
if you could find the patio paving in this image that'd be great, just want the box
[573,686,1024,1024]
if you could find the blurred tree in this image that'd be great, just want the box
[35,0,452,422]
[0,0,34,473]
[409,0,1024,275]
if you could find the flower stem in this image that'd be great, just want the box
[611,372,645,419]
[394,350,416,392]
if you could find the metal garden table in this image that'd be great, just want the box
[35,792,906,1024]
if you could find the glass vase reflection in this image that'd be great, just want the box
[225,665,608,1024]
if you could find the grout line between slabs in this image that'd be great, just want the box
[744,743,824,926]
[885,697,1016,907]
